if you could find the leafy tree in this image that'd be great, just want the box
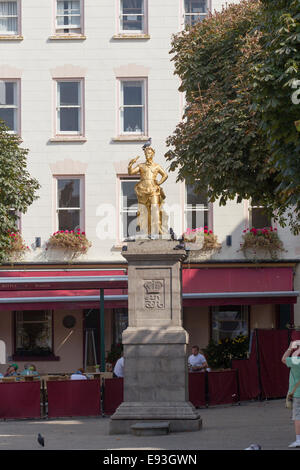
[251,0,300,233]
[0,121,40,262]
[165,0,300,233]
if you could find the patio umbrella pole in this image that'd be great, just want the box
[100,288,105,372]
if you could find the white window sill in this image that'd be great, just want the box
[49,136,87,143]
[0,35,23,40]
[49,35,86,40]
[112,34,150,40]
[113,135,149,142]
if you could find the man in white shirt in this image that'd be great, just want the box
[113,355,124,378]
[70,368,87,380]
[188,345,208,372]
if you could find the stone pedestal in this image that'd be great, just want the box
[109,240,202,434]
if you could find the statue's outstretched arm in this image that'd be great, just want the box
[128,157,140,175]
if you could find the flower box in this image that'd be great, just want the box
[239,227,285,260]
[46,229,91,260]
[183,227,221,260]
[4,231,30,262]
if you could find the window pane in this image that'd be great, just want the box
[185,0,207,14]
[251,207,271,229]
[58,178,80,208]
[59,107,80,132]
[58,209,80,231]
[122,212,137,238]
[15,310,52,356]
[0,108,15,130]
[123,81,142,106]
[123,107,143,133]
[186,210,208,230]
[59,82,79,106]
[186,184,208,207]
[0,81,16,105]
[0,1,17,34]
[121,180,138,210]
[212,306,248,342]
[122,0,143,14]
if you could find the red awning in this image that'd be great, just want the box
[0,266,297,310]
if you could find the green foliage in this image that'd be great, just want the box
[203,335,249,370]
[165,0,300,233]
[0,121,40,262]
[251,0,300,233]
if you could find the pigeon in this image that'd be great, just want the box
[174,237,186,250]
[244,444,261,450]
[142,137,152,149]
[169,227,176,241]
[37,433,45,447]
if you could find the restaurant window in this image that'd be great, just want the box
[15,310,53,357]
[120,0,145,33]
[185,183,209,230]
[55,176,84,231]
[250,199,272,229]
[0,1,19,35]
[211,305,249,342]
[184,0,208,27]
[0,80,19,134]
[119,79,146,135]
[114,308,128,344]
[55,0,82,35]
[120,178,138,240]
[56,79,83,135]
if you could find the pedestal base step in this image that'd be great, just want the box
[131,421,170,436]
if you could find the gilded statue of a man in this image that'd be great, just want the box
[128,145,168,236]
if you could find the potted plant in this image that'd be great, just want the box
[46,229,92,260]
[183,227,221,260]
[202,335,249,370]
[239,227,285,260]
[4,231,30,262]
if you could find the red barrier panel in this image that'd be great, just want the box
[188,372,206,407]
[257,329,289,399]
[207,370,238,406]
[232,331,260,401]
[47,380,101,418]
[0,382,41,419]
[103,378,123,415]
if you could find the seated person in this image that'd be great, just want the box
[113,355,124,378]
[70,368,87,380]
[188,345,209,372]
[21,364,39,377]
[4,363,19,377]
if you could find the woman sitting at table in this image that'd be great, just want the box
[70,368,87,380]
[20,364,39,377]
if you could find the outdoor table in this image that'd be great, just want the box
[0,380,41,419]
[47,379,101,418]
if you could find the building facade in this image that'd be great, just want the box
[0,0,299,375]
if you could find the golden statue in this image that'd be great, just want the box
[128,145,168,237]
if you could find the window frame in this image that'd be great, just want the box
[117,77,147,136]
[13,310,55,360]
[54,78,84,137]
[0,78,20,134]
[184,182,212,232]
[249,200,272,229]
[182,0,210,29]
[118,0,147,34]
[54,175,85,232]
[119,176,139,241]
[54,0,84,36]
[210,305,250,343]
[0,0,21,37]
